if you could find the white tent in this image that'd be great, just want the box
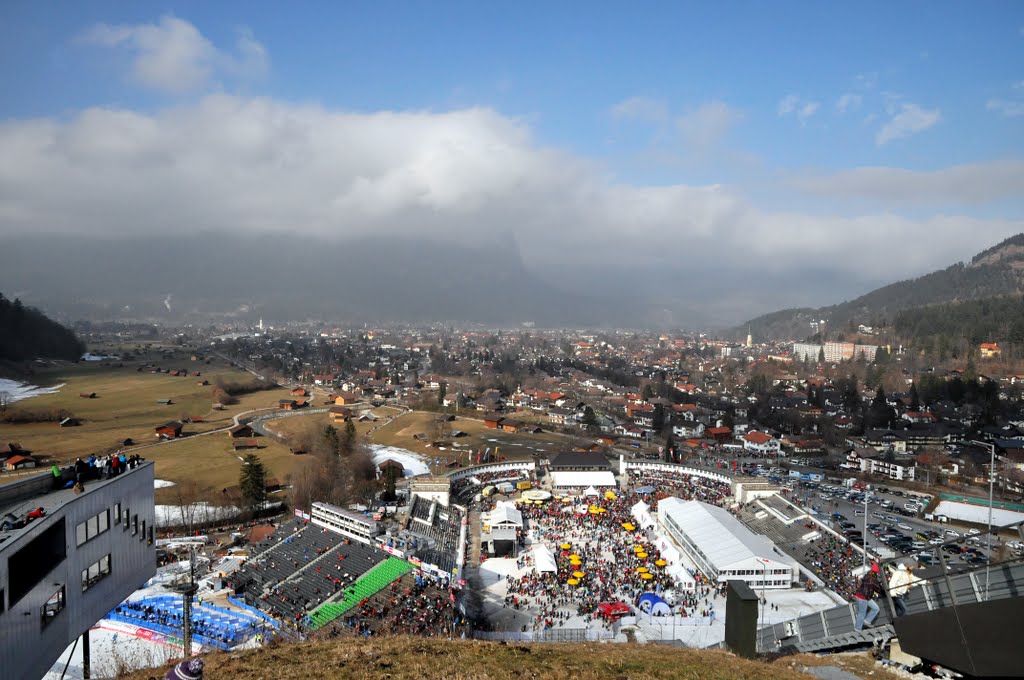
[486,502,523,528]
[630,500,655,529]
[532,544,557,573]
[551,471,617,488]
[657,498,797,589]
[584,486,600,497]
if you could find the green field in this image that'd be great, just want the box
[146,434,303,504]
[0,357,293,465]
[367,410,576,462]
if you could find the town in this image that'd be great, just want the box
[3,317,1024,679]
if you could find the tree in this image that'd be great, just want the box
[664,432,676,463]
[909,382,920,411]
[641,383,655,401]
[652,404,666,433]
[438,382,447,406]
[343,419,357,454]
[581,406,599,431]
[381,465,397,502]
[239,453,267,515]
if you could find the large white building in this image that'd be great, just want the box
[0,462,156,680]
[311,502,381,543]
[657,498,797,589]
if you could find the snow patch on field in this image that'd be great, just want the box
[369,444,430,477]
[0,378,64,402]
[154,479,176,489]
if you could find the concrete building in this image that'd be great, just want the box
[310,502,381,544]
[657,498,796,589]
[0,462,156,680]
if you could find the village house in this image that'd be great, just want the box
[155,421,184,439]
[742,430,781,456]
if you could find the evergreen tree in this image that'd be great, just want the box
[438,382,447,406]
[909,382,921,411]
[239,453,267,514]
[581,406,599,431]
[343,420,357,454]
[323,424,341,456]
[641,383,655,401]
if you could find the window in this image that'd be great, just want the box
[76,510,110,546]
[41,586,65,627]
[148,525,154,546]
[82,555,111,592]
[132,515,138,536]
[0,587,5,613]
[140,519,146,542]
[123,507,130,530]
[113,502,121,523]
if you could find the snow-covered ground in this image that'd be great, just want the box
[81,352,120,361]
[154,501,284,528]
[369,444,430,477]
[0,378,64,403]
[154,479,176,489]
[933,500,1024,527]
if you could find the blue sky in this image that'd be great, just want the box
[1,2,1023,317]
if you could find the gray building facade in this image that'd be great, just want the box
[0,462,155,680]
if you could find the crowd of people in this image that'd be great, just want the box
[49,452,145,491]
[332,573,465,637]
[113,599,256,648]
[803,533,862,600]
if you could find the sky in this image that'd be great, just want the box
[1,2,1023,320]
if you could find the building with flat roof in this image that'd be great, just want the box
[546,451,616,488]
[657,498,796,589]
[0,462,156,680]
[310,502,380,543]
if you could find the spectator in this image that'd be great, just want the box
[887,562,920,617]
[165,657,204,680]
[853,563,884,631]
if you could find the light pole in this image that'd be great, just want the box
[756,557,769,624]
[862,486,870,570]
[970,440,997,600]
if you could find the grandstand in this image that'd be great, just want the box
[228,520,387,624]
[404,496,466,574]
[307,557,412,630]
[108,595,268,650]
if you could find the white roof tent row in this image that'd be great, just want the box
[656,498,797,589]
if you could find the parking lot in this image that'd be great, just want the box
[787,479,1003,567]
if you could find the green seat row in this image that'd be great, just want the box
[307,558,413,630]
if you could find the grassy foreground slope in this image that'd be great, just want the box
[122,637,820,680]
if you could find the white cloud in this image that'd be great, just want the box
[676,100,743,148]
[778,94,820,124]
[792,160,1024,205]
[835,93,862,113]
[610,96,668,123]
[0,95,1018,297]
[875,102,941,145]
[777,94,799,116]
[987,99,1024,117]
[78,15,267,93]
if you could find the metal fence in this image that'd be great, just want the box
[472,628,615,642]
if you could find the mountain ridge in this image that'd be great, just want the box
[739,233,1024,340]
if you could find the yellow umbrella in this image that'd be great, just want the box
[637,567,648,573]
[621,523,635,532]
[570,560,582,567]
[637,552,648,559]
[573,570,585,578]
[598,508,607,514]
[561,543,571,550]
[569,554,580,560]
[641,572,653,580]
[563,498,573,504]
[605,490,616,500]
[567,578,579,586]
[655,559,667,567]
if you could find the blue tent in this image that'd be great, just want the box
[634,486,655,495]
[637,593,671,616]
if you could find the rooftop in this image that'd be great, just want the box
[0,461,154,544]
